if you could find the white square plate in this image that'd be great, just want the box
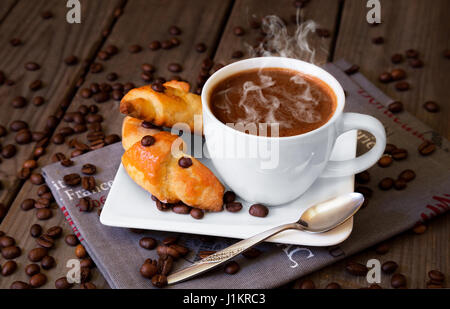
[101,131,357,246]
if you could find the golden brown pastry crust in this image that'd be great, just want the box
[121,131,224,212]
[122,116,161,151]
[120,81,203,135]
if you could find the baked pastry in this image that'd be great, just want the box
[120,81,203,135]
[122,116,161,151]
[122,131,224,212]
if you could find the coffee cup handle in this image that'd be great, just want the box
[321,113,386,178]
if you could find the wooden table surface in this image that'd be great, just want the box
[0,0,448,289]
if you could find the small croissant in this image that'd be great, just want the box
[122,130,225,212]
[120,81,203,135]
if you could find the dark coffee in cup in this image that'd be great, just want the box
[209,68,337,137]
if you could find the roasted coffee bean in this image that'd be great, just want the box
[61,159,74,167]
[375,242,389,254]
[87,131,105,142]
[378,72,392,83]
[105,134,121,145]
[391,273,407,288]
[242,248,262,259]
[30,224,42,238]
[2,144,17,159]
[178,157,193,168]
[196,43,207,53]
[345,262,368,276]
[406,49,419,58]
[172,204,191,215]
[12,96,27,108]
[158,256,174,276]
[36,208,52,220]
[169,25,181,35]
[15,129,33,144]
[398,169,416,183]
[151,82,165,93]
[82,176,96,191]
[10,38,22,46]
[345,65,359,75]
[391,53,404,64]
[29,80,43,91]
[93,92,110,103]
[418,140,436,156]
[149,40,161,51]
[40,256,55,270]
[232,50,244,59]
[32,131,47,142]
[171,244,189,256]
[65,234,79,247]
[395,81,410,91]
[55,277,73,289]
[30,173,45,185]
[25,264,40,277]
[409,58,424,68]
[394,179,407,190]
[368,284,383,289]
[2,261,17,276]
[25,62,40,71]
[224,261,240,275]
[36,235,54,249]
[233,26,245,36]
[142,63,156,73]
[80,164,96,176]
[170,37,180,47]
[41,10,53,19]
[35,198,51,209]
[46,226,62,239]
[325,282,342,289]
[52,133,65,145]
[1,246,21,259]
[157,245,180,259]
[30,273,47,288]
[190,208,204,220]
[392,148,408,160]
[80,88,92,98]
[0,236,15,247]
[388,101,403,113]
[372,36,384,44]
[79,197,94,212]
[139,237,157,250]
[378,155,393,167]
[64,55,78,66]
[223,191,236,204]
[141,135,156,147]
[355,171,370,184]
[226,202,243,213]
[112,89,123,101]
[34,146,46,158]
[423,101,440,113]
[80,258,94,269]
[152,274,168,288]
[10,120,28,132]
[90,62,103,73]
[382,261,398,274]
[46,115,59,129]
[75,244,87,259]
[168,63,182,73]
[0,125,7,137]
[21,199,35,211]
[391,68,406,81]
[23,159,38,170]
[162,236,178,246]
[64,173,81,187]
[18,167,31,180]
[294,279,316,289]
[140,260,158,278]
[249,204,269,218]
[105,44,119,56]
[378,178,394,190]
[106,72,118,81]
[428,270,445,282]
[413,223,427,235]
[32,96,45,106]
[10,281,31,289]
[129,44,142,53]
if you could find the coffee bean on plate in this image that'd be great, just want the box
[223,191,236,203]
[249,204,269,218]
[391,53,404,64]
[391,273,407,288]
[388,101,403,113]
[345,262,368,276]
[224,261,240,274]
[172,203,191,215]
[190,208,204,219]
[139,237,157,250]
[382,261,398,274]
[30,224,42,238]
[226,202,243,213]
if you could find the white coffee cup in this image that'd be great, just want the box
[202,57,386,206]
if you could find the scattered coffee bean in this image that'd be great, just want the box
[391,69,406,81]
[55,277,73,289]
[418,140,436,156]
[234,26,245,36]
[28,248,47,262]
[10,120,28,132]
[325,282,342,289]
[29,80,43,91]
[0,236,15,247]
[223,191,236,204]
[36,208,52,220]
[378,155,393,167]
[0,125,6,137]
[243,248,262,259]
[152,82,165,93]
[224,261,240,275]
[375,242,389,254]
[391,53,404,64]
[169,25,182,35]
[21,199,35,211]
[30,273,47,288]
[249,204,269,218]
[388,101,403,113]
[141,135,156,147]
[2,260,17,276]
[140,260,158,278]
[149,40,161,51]
[90,63,103,73]
[63,173,81,187]
[391,148,408,161]
[1,144,17,159]
[162,236,178,246]
[178,157,193,168]
[391,273,407,288]
[152,274,168,288]
[345,262,368,276]
[196,43,207,53]
[36,234,54,249]
[413,223,427,235]
[395,81,410,91]
[1,246,21,259]
[190,208,204,219]
[79,197,94,212]
[65,234,79,247]
[428,270,445,282]
[378,72,392,83]
[139,237,157,250]
[10,281,31,289]
[82,176,96,191]
[41,255,56,270]
[25,264,40,277]
[406,49,419,58]
[355,171,370,184]
[75,244,87,259]
[25,62,40,71]
[30,224,42,238]
[409,58,424,68]
[81,282,97,289]
[12,96,27,108]
[372,36,384,44]
[168,63,182,73]
[105,134,121,145]
[46,226,62,239]
[382,261,398,274]
[378,177,394,190]
[345,65,359,75]
[30,173,45,185]
[172,204,191,215]
[161,40,173,49]
[423,101,440,113]
[226,202,243,213]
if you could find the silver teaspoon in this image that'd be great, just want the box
[167,192,364,285]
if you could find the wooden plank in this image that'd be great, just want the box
[0,0,123,209]
[213,0,341,66]
[0,0,17,23]
[297,214,449,289]
[333,0,450,139]
[0,0,232,289]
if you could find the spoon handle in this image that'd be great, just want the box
[167,223,301,285]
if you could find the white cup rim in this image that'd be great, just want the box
[201,57,346,141]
